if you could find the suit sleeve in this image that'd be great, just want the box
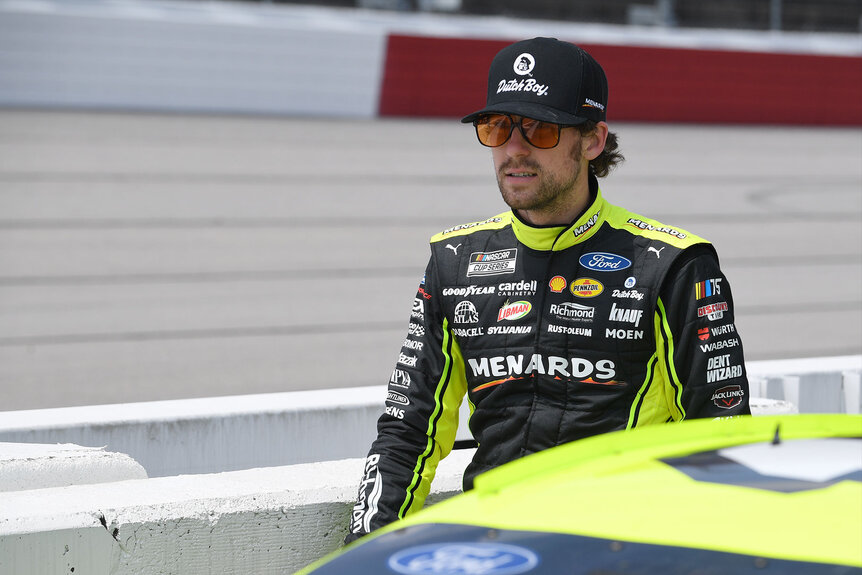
[345,249,467,544]
[654,245,751,419]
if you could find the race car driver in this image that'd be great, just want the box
[346,37,750,543]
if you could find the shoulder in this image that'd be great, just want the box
[429,212,513,244]
[603,202,709,250]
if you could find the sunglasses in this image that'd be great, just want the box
[473,114,568,149]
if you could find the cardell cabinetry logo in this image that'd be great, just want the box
[388,542,539,574]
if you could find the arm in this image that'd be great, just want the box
[345,251,467,543]
[654,245,751,419]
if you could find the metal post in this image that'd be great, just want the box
[770,0,782,30]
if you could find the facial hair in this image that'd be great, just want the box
[496,139,583,217]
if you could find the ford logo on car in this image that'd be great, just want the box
[388,543,539,575]
[579,252,632,272]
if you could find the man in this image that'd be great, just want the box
[346,37,750,543]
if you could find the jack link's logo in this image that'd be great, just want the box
[351,454,383,534]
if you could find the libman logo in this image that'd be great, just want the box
[570,278,604,298]
[498,300,532,322]
[468,353,615,382]
[351,454,383,534]
[711,384,745,409]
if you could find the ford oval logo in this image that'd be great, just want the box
[579,252,631,272]
[388,543,540,575]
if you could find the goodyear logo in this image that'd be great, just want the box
[570,278,604,298]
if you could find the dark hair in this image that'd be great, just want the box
[578,121,624,178]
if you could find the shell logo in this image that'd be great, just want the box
[549,276,567,293]
[570,278,604,298]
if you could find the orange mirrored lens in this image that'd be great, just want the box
[520,118,560,148]
[475,115,561,149]
[476,115,513,147]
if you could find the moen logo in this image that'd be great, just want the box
[570,278,604,298]
[498,301,532,322]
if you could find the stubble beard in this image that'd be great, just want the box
[496,140,583,217]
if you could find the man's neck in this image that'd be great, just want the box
[515,174,595,227]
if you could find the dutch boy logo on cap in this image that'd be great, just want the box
[513,53,535,76]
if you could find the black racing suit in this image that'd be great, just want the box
[347,177,750,542]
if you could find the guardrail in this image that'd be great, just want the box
[0,356,857,478]
[0,398,809,575]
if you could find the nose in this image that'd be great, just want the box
[504,124,531,157]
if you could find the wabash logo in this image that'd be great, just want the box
[711,384,745,409]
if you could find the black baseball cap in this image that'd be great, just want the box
[461,37,608,125]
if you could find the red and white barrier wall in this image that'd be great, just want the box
[378,35,862,125]
[1,0,860,125]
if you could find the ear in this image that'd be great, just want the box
[582,121,609,161]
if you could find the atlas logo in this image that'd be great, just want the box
[351,454,383,534]
[454,300,479,324]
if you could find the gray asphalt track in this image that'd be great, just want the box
[1,110,860,410]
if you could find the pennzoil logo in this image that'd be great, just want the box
[570,278,604,298]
